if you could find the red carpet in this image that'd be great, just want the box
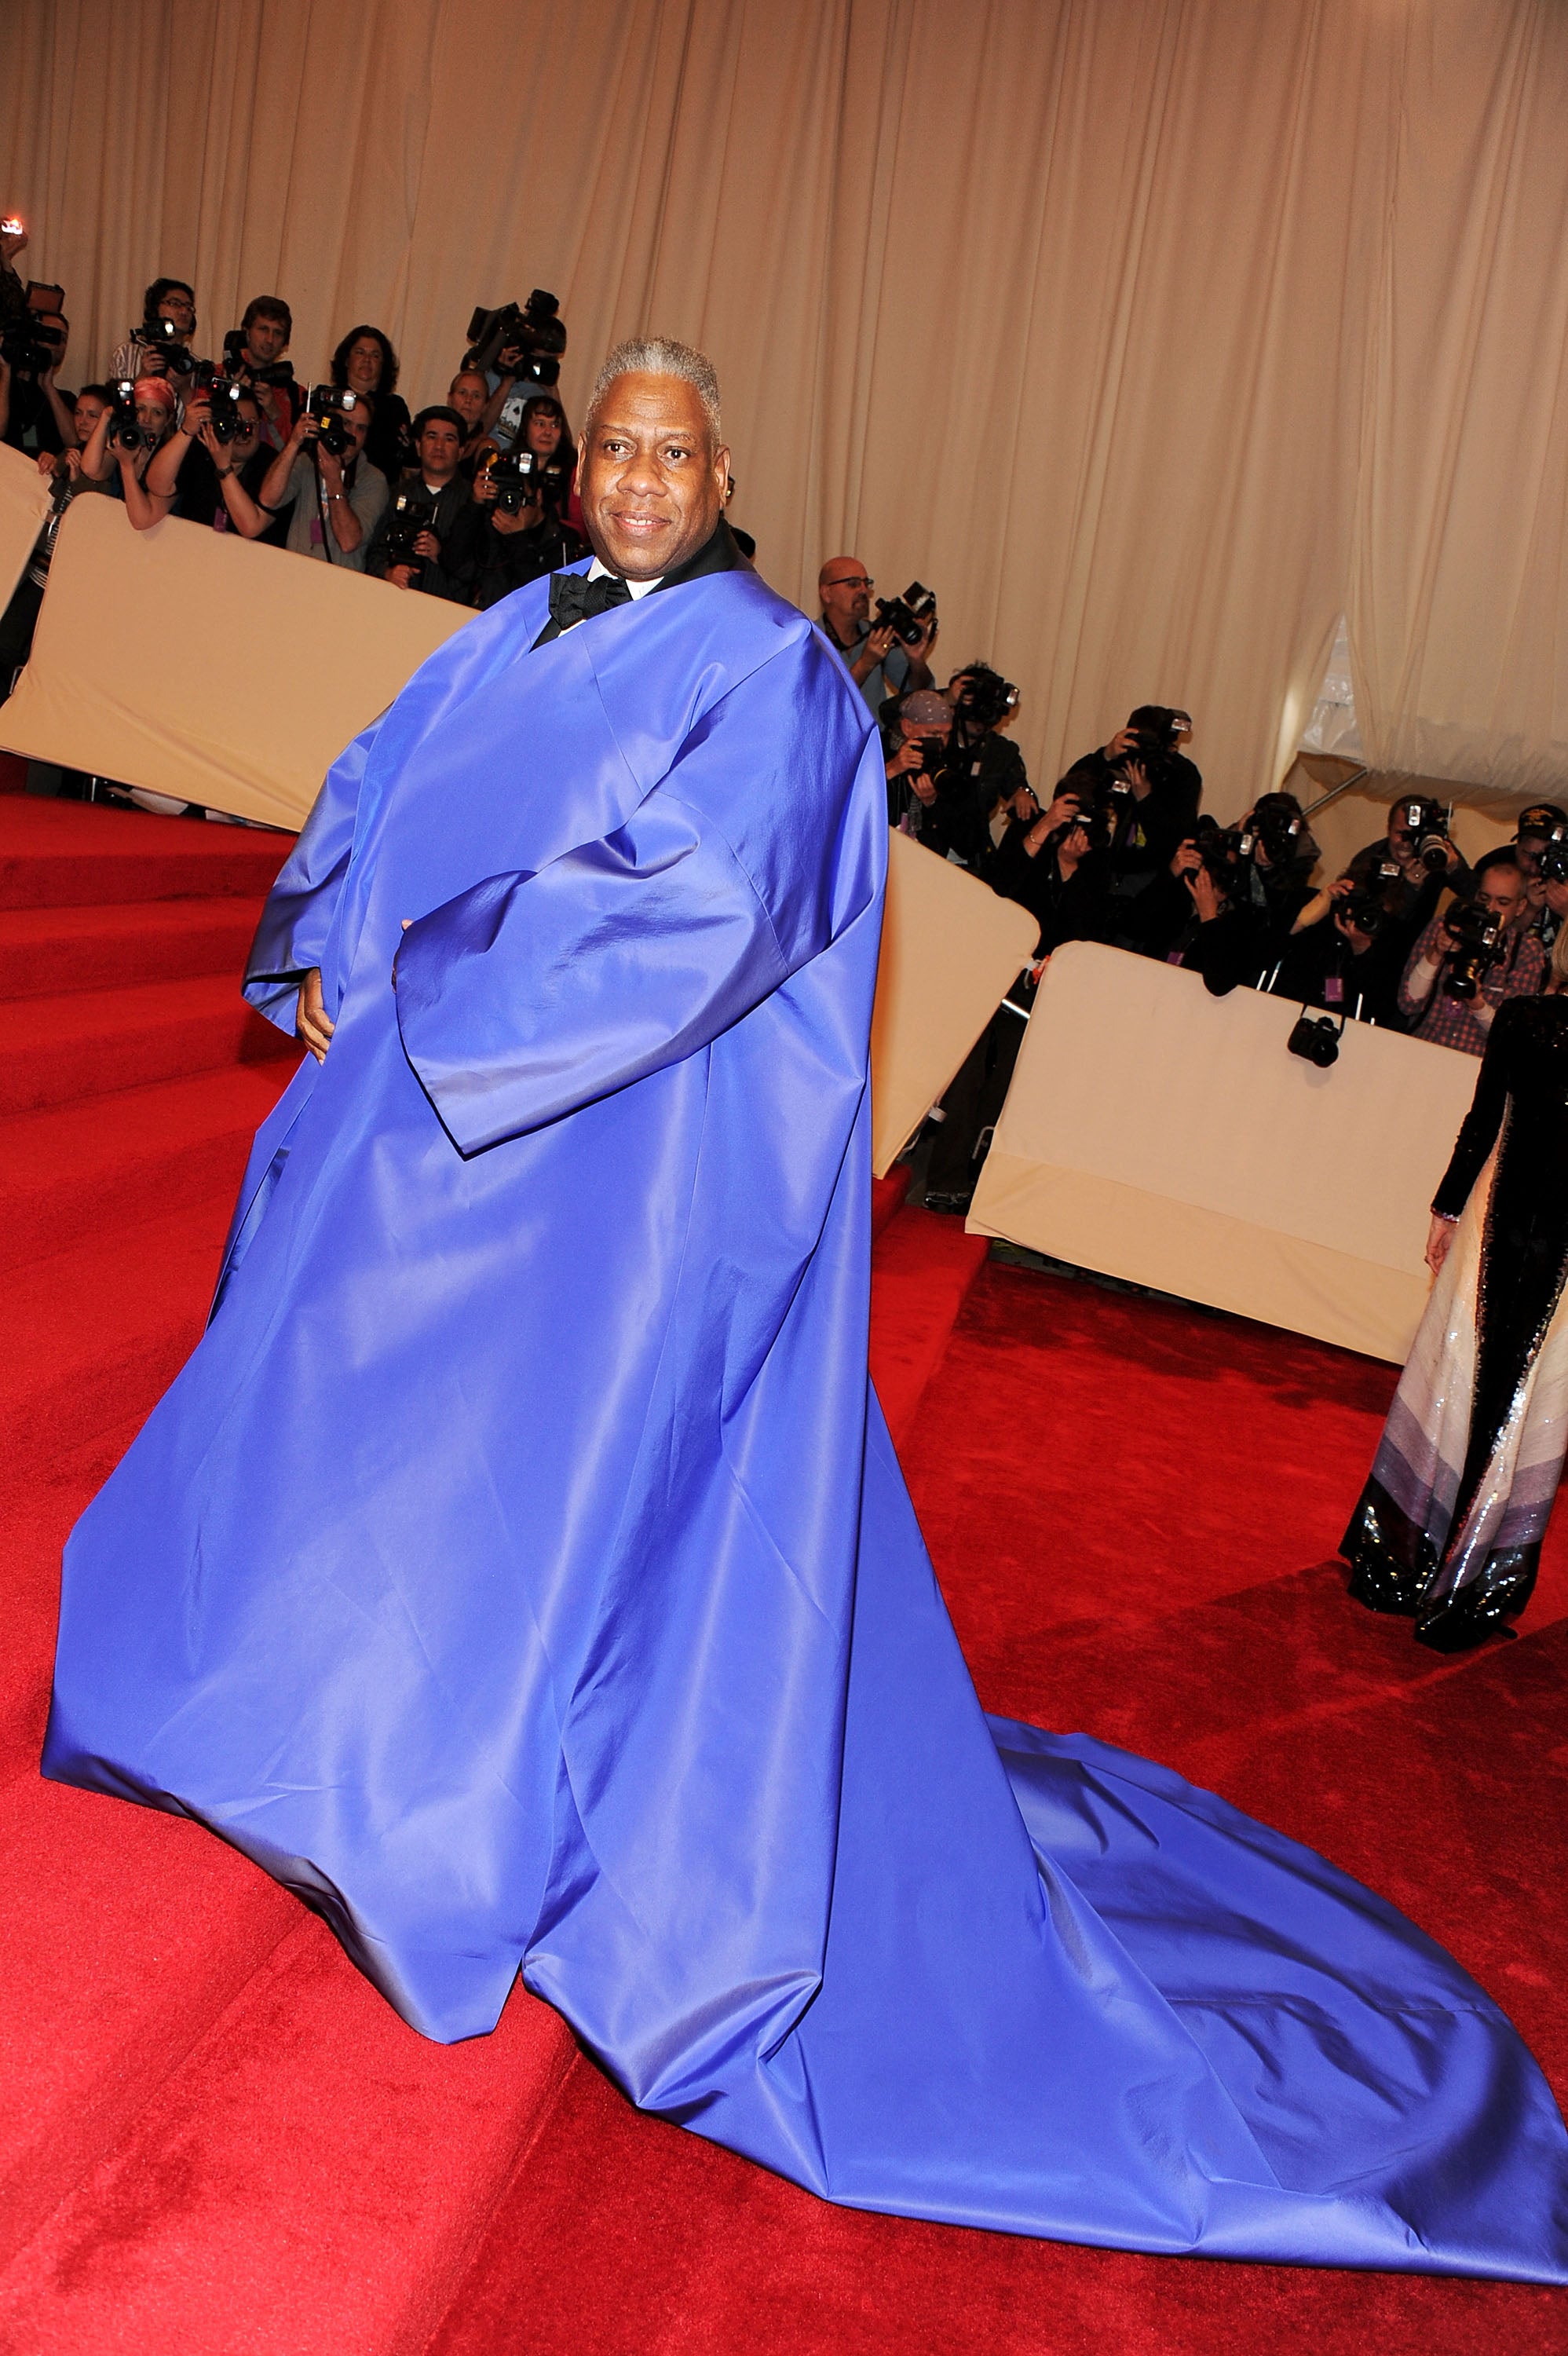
[0,799,1562,2351]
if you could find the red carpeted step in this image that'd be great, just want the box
[867,1205,989,1447]
[0,897,265,1001]
[0,1781,298,2270]
[0,1062,293,1275]
[0,754,28,795]
[870,1165,910,1243]
[0,1914,576,2356]
[0,799,288,912]
[2,974,295,1118]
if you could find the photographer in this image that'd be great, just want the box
[1398,851,1545,1055]
[989,783,1112,956]
[818,557,935,712]
[944,662,1029,840]
[883,689,989,861]
[224,297,302,447]
[1274,876,1420,1029]
[470,444,586,609]
[1510,803,1568,949]
[1064,706,1201,940]
[1345,796,1470,918]
[108,279,204,386]
[141,383,283,540]
[258,392,387,567]
[2,302,75,456]
[1126,829,1266,996]
[1230,790,1321,962]
[330,325,411,483]
[80,376,178,527]
[365,407,482,601]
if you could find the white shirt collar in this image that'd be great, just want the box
[587,554,660,598]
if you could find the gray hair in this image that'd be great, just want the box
[585,336,722,442]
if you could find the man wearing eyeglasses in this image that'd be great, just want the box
[817,554,934,715]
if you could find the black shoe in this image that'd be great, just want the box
[923,1191,972,1217]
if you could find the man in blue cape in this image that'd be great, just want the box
[45,339,1568,2279]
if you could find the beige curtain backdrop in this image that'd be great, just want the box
[5,0,1566,817]
[968,941,1482,1365]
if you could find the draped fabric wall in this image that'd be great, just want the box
[4,0,1566,810]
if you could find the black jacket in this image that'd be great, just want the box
[989,823,1110,957]
[366,471,483,601]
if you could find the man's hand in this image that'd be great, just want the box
[317,443,345,493]
[296,968,334,1062]
[182,392,213,441]
[1103,725,1139,761]
[1426,1213,1457,1276]
[471,463,498,506]
[885,737,924,781]
[910,771,938,807]
[412,529,441,562]
[1122,758,1151,802]
[386,562,418,590]
[851,621,896,686]
[1170,839,1201,880]
[1007,784,1039,824]
[1188,865,1224,923]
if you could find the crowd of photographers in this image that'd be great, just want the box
[0,232,602,697]
[816,556,1567,1211]
[4,229,1563,1178]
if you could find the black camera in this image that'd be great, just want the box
[139,316,196,375]
[1536,831,1568,887]
[873,581,937,647]
[1392,795,1451,875]
[308,383,362,458]
[1287,1008,1345,1068]
[105,379,152,455]
[187,362,248,443]
[954,663,1018,730]
[1335,887,1385,935]
[1190,812,1247,888]
[1056,792,1111,851]
[1441,899,1504,1001]
[488,448,565,515]
[466,291,566,388]
[0,313,64,375]
[381,488,437,568]
[1250,793,1307,869]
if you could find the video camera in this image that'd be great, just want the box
[465,292,566,389]
[221,328,295,390]
[308,383,363,459]
[1391,794,1452,875]
[0,311,64,376]
[137,316,197,376]
[1441,899,1505,1001]
[873,581,936,648]
[953,664,1018,730]
[381,488,437,569]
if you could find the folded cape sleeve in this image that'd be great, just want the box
[393,664,861,1155]
[243,714,384,1031]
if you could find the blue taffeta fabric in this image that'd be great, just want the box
[44,565,1568,2279]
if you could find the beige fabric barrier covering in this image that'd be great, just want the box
[0,495,468,828]
[870,833,1039,1176]
[967,942,1482,1364]
[0,443,55,613]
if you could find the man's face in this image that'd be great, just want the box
[1477,867,1526,927]
[244,314,288,365]
[577,372,729,580]
[448,373,486,430]
[418,419,462,480]
[342,404,370,458]
[1516,831,1548,877]
[74,392,107,442]
[821,563,872,634]
[159,289,196,336]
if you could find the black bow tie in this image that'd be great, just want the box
[547,570,634,631]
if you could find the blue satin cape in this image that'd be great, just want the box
[43,565,1568,2278]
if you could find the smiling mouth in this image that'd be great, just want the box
[612,510,670,536]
